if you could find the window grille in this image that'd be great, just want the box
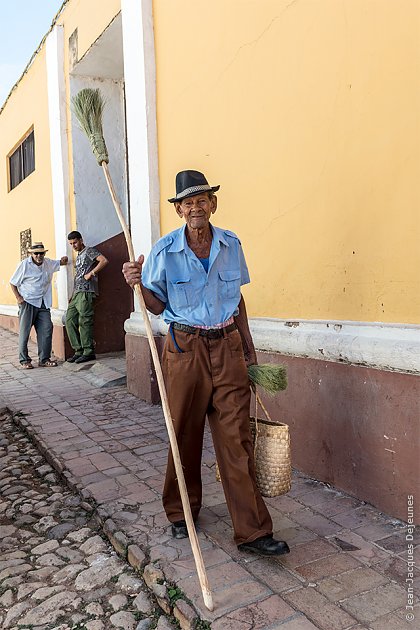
[8,130,35,191]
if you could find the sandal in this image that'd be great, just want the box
[38,360,58,367]
[20,362,33,369]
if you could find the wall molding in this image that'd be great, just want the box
[0,305,65,327]
[2,303,418,373]
[0,305,18,317]
[124,312,420,374]
[51,308,66,327]
[250,318,420,374]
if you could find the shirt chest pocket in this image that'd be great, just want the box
[218,270,241,300]
[169,277,192,309]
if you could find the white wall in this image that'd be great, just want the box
[70,76,128,246]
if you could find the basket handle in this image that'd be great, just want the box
[252,388,273,457]
[255,390,273,422]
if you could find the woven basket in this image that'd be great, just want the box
[215,392,291,497]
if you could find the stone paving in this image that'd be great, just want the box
[0,327,418,629]
[0,408,179,630]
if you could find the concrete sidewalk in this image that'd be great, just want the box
[0,327,418,629]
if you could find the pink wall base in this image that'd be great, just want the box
[125,331,419,525]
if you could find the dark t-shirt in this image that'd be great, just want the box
[73,246,101,295]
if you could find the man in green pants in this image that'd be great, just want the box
[65,231,108,363]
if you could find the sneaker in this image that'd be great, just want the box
[75,354,96,364]
[66,354,81,363]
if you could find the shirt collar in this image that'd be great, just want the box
[168,224,229,253]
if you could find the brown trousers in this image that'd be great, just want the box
[162,326,273,545]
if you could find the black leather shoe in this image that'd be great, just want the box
[75,354,96,364]
[238,535,290,557]
[171,520,188,539]
[66,354,81,363]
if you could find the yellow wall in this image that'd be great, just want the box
[0,0,121,307]
[0,47,56,305]
[153,0,420,324]
[56,0,121,61]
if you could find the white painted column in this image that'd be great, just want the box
[122,0,160,318]
[46,25,72,313]
[121,0,160,263]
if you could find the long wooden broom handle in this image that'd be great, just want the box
[102,163,214,611]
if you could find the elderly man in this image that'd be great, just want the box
[10,242,68,368]
[123,170,289,557]
[66,231,108,363]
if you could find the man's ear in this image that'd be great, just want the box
[174,202,183,218]
[211,195,217,214]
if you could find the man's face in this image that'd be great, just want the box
[31,252,45,266]
[68,237,84,252]
[175,193,217,230]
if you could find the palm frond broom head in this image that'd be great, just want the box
[72,88,109,165]
[248,363,287,395]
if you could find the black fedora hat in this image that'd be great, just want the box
[168,170,220,203]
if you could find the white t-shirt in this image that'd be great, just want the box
[10,257,60,308]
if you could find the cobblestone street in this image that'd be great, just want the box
[0,327,418,629]
[0,408,177,630]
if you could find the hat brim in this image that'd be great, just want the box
[28,249,48,253]
[168,185,220,204]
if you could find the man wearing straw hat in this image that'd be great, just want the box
[10,242,68,369]
[123,170,290,557]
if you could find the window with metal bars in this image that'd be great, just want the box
[8,129,35,191]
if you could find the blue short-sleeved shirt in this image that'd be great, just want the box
[142,224,250,327]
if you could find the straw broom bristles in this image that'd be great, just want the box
[248,364,287,395]
[72,88,109,165]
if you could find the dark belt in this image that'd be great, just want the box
[172,322,236,339]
